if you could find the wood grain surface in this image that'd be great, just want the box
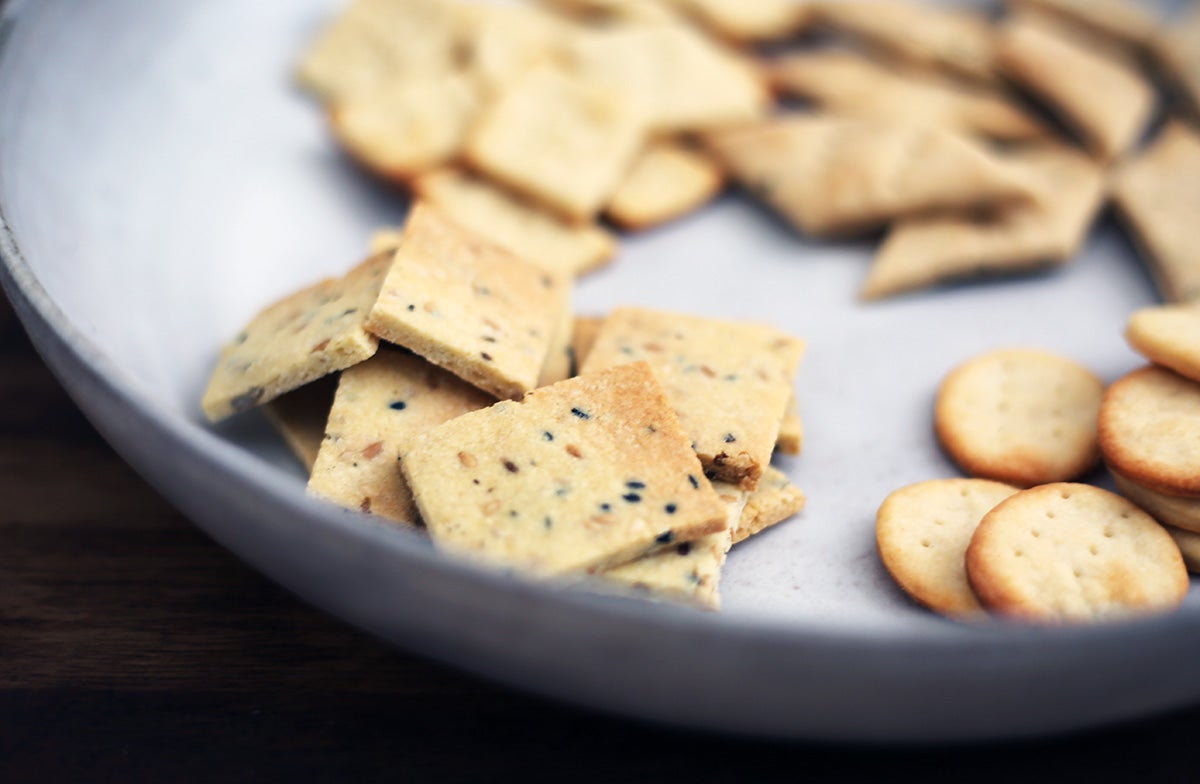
[1,289,1198,783]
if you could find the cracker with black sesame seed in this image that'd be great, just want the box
[400,362,728,576]
[201,252,391,421]
[365,203,569,400]
[733,466,806,543]
[308,347,494,525]
[579,307,804,490]
[262,377,339,472]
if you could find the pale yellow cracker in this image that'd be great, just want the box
[776,395,803,456]
[534,0,681,25]
[1008,0,1159,53]
[464,65,644,222]
[570,316,605,375]
[368,228,406,255]
[400,362,729,576]
[308,348,493,525]
[579,307,804,489]
[296,0,459,102]
[812,0,998,84]
[454,2,575,96]
[861,145,1105,300]
[1125,304,1200,384]
[966,483,1188,624]
[935,348,1105,487]
[539,289,576,388]
[665,0,812,44]
[768,50,1048,142]
[1113,469,1200,536]
[328,74,478,183]
[876,478,1019,618]
[606,142,725,231]
[732,466,806,544]
[604,481,749,610]
[1110,122,1200,304]
[413,169,616,278]
[996,15,1156,161]
[202,253,390,421]
[1098,365,1200,499]
[262,377,338,473]
[365,203,568,400]
[1157,7,1200,120]
[704,116,1036,239]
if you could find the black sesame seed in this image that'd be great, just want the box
[571,407,590,419]
[482,335,497,343]
[664,504,677,515]
[724,433,737,443]
[544,517,553,529]
[688,474,700,489]
[543,431,554,441]
[622,493,641,503]
[481,352,494,361]
[509,510,518,518]
[472,479,480,485]
[502,459,519,473]
[724,374,738,381]
[342,307,358,316]
[389,401,407,411]
[600,503,612,512]
[555,487,568,497]
[655,530,675,544]
[675,542,692,556]
[406,304,415,311]
[626,480,646,489]
[646,425,657,433]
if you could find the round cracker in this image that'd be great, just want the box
[1125,305,1200,384]
[1165,524,1200,574]
[966,483,1188,624]
[876,478,1019,618]
[1112,468,1200,534]
[1099,365,1200,498]
[935,348,1104,486]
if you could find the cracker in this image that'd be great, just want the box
[570,316,606,375]
[400,362,729,576]
[1157,7,1200,120]
[579,307,804,489]
[1007,0,1159,53]
[565,22,771,134]
[776,395,803,456]
[539,289,576,388]
[201,253,390,421]
[296,0,459,102]
[704,116,1036,239]
[965,483,1188,624]
[768,51,1048,142]
[732,466,806,544]
[1125,304,1200,384]
[368,228,406,255]
[308,347,493,525]
[606,142,725,231]
[812,0,998,84]
[454,2,574,96]
[464,65,644,222]
[996,15,1156,161]
[413,169,616,278]
[1109,122,1200,304]
[876,478,1020,618]
[1166,524,1200,574]
[935,348,1105,487]
[535,0,681,25]
[667,0,811,44]
[1098,365,1200,499]
[365,203,568,400]
[1112,469,1200,536]
[603,481,748,610]
[328,74,478,183]
[861,145,1105,300]
[262,377,338,473]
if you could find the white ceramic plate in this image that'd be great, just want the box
[4,0,1200,742]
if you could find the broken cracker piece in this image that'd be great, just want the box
[606,141,725,231]
[776,395,804,456]
[732,466,806,544]
[262,377,338,473]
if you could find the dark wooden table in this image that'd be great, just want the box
[3,291,1199,783]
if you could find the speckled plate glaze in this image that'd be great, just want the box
[4,0,1200,742]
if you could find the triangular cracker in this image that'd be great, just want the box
[262,377,338,472]
[1110,122,1200,303]
[605,141,725,231]
[704,116,1036,238]
[400,362,729,576]
[861,145,1105,300]
[202,253,390,421]
[732,466,806,544]
[308,348,493,525]
[365,203,569,400]
[579,307,804,490]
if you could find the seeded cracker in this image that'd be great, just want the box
[202,253,390,421]
[768,51,1048,143]
[966,483,1188,624]
[1112,469,1200,536]
[1110,122,1200,303]
[400,362,728,576]
[704,116,1035,239]
[580,307,804,489]
[262,377,338,473]
[861,145,1105,300]
[997,15,1155,161]
[606,142,725,231]
[365,203,568,400]
[413,169,616,278]
[308,348,493,525]
[733,466,806,544]
[464,65,644,222]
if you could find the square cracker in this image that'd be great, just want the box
[997,15,1156,162]
[1110,122,1200,304]
[400,362,729,576]
[603,481,749,610]
[605,142,725,231]
[733,466,806,544]
[413,169,616,278]
[464,65,644,222]
[1157,7,1200,121]
[262,377,338,473]
[861,145,1105,300]
[579,307,804,490]
[202,253,390,421]
[704,116,1036,239]
[308,347,493,525]
[767,50,1048,143]
[366,203,569,400]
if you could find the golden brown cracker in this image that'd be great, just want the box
[732,466,805,544]
[1125,304,1200,384]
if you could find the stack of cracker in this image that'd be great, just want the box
[202,201,807,610]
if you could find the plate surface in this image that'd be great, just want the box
[3,0,1200,742]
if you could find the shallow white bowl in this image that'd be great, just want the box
[4,0,1200,741]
